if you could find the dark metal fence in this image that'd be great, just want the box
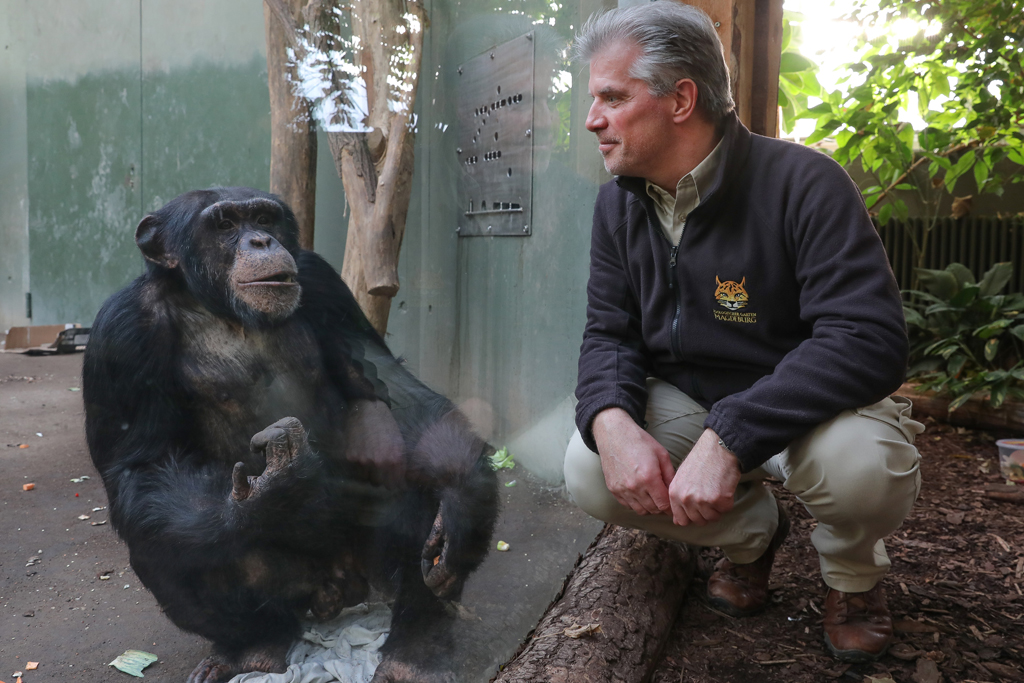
[877,217,1024,293]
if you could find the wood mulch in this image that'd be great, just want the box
[649,417,1024,683]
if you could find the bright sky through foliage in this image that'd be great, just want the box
[782,0,953,138]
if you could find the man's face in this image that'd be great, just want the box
[586,40,677,178]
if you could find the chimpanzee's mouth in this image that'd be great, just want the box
[240,271,298,286]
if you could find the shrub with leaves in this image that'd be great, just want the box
[904,262,1024,410]
[777,11,822,133]
[799,0,1024,273]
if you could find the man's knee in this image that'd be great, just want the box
[789,400,922,520]
[564,429,619,522]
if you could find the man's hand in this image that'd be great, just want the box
[668,428,741,526]
[592,408,676,515]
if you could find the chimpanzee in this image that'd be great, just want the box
[82,187,499,683]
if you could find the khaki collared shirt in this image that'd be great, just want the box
[644,138,725,246]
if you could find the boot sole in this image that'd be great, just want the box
[824,633,889,663]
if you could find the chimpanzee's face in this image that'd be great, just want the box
[196,199,302,325]
[135,191,303,328]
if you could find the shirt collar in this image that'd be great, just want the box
[644,136,725,209]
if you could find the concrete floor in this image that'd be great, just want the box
[0,352,602,682]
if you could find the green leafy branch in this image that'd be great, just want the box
[797,0,1024,277]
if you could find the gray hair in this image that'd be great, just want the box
[574,2,735,121]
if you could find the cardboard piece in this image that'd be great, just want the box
[3,325,67,350]
[2,324,85,353]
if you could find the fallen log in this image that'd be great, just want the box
[894,383,1024,432]
[494,525,695,683]
[985,483,1024,505]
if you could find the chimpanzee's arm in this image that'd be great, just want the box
[295,253,499,598]
[294,252,460,440]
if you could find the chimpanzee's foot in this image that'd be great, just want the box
[420,508,460,600]
[232,417,311,501]
[311,579,346,622]
[237,641,290,676]
[370,658,456,683]
[187,642,289,683]
[187,654,235,683]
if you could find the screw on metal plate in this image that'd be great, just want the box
[487,225,493,231]
[714,21,721,27]
[458,67,463,75]
[457,148,462,154]
[522,226,528,233]
[456,226,461,233]
[490,52,495,59]
[526,34,533,41]
[525,129,532,138]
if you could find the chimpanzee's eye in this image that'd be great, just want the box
[218,220,234,231]
[256,215,270,226]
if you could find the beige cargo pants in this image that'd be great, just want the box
[564,378,924,592]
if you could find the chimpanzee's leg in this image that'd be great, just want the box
[135,563,302,683]
[372,558,457,683]
[366,489,457,683]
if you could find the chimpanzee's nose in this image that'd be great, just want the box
[248,232,273,249]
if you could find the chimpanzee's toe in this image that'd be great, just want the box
[187,654,237,683]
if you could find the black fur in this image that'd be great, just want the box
[83,187,499,682]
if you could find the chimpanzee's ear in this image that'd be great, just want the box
[135,215,180,269]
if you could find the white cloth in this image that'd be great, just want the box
[229,603,391,683]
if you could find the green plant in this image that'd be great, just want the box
[800,0,1024,276]
[904,261,1024,410]
[777,10,822,133]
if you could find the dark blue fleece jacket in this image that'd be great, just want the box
[574,112,908,472]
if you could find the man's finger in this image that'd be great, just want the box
[655,452,676,511]
[649,486,672,514]
[684,504,711,526]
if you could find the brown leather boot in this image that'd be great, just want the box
[706,501,790,617]
[823,584,893,662]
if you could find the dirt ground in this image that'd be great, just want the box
[650,417,1024,683]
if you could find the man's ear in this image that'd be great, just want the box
[671,79,700,124]
[135,215,180,269]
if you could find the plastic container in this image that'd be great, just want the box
[995,439,1024,482]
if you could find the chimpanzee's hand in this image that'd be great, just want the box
[343,399,406,489]
[420,503,461,599]
[231,417,311,502]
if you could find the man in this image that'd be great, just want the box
[563,1,923,662]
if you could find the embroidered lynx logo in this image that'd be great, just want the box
[714,276,749,311]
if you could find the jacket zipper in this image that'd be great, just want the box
[668,220,685,359]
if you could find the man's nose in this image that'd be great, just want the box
[585,101,605,133]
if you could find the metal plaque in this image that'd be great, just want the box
[455,33,535,236]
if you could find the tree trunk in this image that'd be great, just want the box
[328,0,424,336]
[494,525,695,683]
[264,0,424,335]
[264,0,318,250]
[328,128,416,335]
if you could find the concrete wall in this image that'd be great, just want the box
[0,0,31,332]
[1,0,283,328]
[380,0,615,480]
